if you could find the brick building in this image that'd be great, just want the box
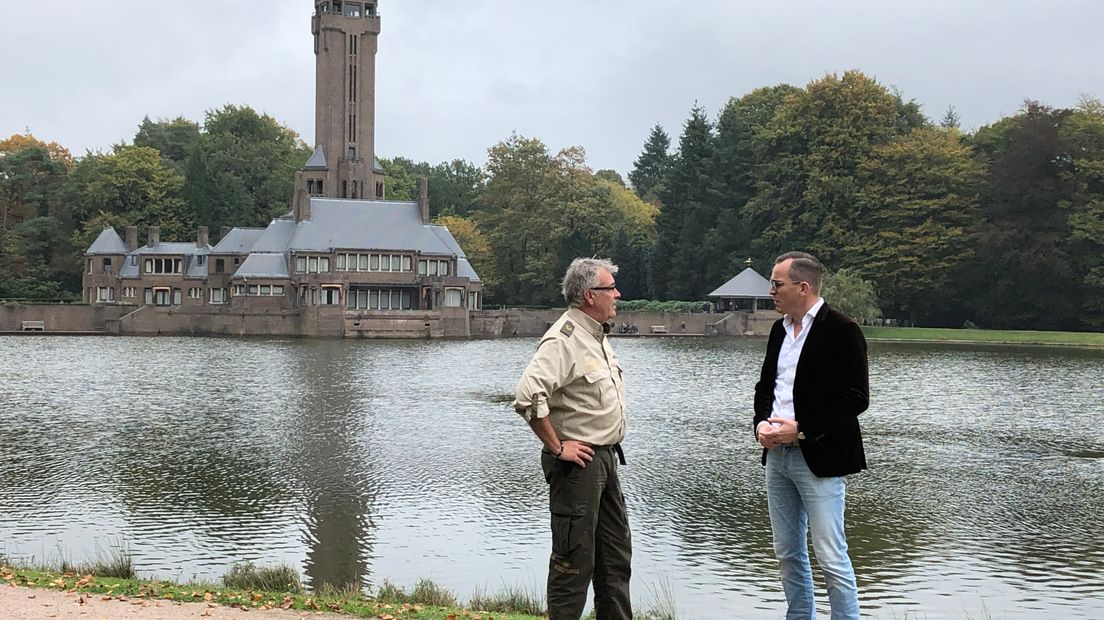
[83,1,483,337]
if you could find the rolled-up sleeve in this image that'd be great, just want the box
[513,337,574,421]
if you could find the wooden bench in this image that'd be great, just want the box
[650,325,668,334]
[21,320,45,331]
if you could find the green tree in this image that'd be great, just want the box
[821,267,882,324]
[427,159,486,217]
[433,214,498,295]
[709,85,802,284]
[1060,97,1104,328]
[654,105,717,299]
[72,145,188,247]
[134,115,201,171]
[628,124,671,204]
[378,156,430,201]
[182,105,310,230]
[595,169,626,186]
[0,141,78,297]
[747,71,926,266]
[968,102,1077,330]
[856,127,983,325]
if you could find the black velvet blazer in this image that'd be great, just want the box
[753,303,870,477]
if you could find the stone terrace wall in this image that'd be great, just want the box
[470,308,775,338]
[0,303,130,332]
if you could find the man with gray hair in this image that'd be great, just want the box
[513,257,631,619]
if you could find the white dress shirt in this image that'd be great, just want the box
[758,298,824,434]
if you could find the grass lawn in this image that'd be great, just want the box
[862,326,1104,347]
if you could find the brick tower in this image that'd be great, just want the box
[294,1,385,219]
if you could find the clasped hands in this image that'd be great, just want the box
[758,417,800,449]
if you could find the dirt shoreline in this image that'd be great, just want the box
[0,584,341,620]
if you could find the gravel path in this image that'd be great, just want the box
[0,585,344,620]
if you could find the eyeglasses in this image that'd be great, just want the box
[769,279,804,290]
[590,283,618,291]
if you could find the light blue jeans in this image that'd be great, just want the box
[765,445,859,620]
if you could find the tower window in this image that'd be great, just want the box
[345,2,362,17]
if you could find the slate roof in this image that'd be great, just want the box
[232,198,480,281]
[133,242,210,256]
[87,228,128,255]
[235,254,290,279]
[212,228,265,254]
[708,267,773,298]
[304,146,327,170]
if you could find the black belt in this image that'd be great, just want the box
[593,443,626,465]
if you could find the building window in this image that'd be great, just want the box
[468,291,480,310]
[210,288,228,304]
[347,288,412,310]
[96,287,115,302]
[296,256,307,273]
[173,289,182,305]
[145,288,153,304]
[87,259,93,274]
[123,287,136,298]
[144,257,183,274]
[444,288,463,307]
[188,287,202,299]
[336,254,346,270]
[233,284,246,297]
[102,258,112,273]
[130,255,138,266]
[272,285,284,296]
[322,285,342,305]
[249,284,260,296]
[216,259,225,273]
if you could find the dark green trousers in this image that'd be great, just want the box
[541,445,632,620]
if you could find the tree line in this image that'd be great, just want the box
[2,70,1101,331]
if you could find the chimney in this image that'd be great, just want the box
[196,226,209,248]
[125,226,138,251]
[417,176,430,224]
[147,226,160,247]
[219,226,231,242]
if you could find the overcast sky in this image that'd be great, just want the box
[2,0,1101,175]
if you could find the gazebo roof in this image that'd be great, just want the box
[708,267,773,299]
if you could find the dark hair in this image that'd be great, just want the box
[774,251,823,294]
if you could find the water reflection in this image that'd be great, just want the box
[0,335,1101,618]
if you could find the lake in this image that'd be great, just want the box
[1,335,1101,618]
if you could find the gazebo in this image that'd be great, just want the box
[708,267,774,312]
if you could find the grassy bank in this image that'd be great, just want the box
[862,326,1104,347]
[0,564,546,620]
[0,554,680,619]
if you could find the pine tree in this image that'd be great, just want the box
[628,124,671,204]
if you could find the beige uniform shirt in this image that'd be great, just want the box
[513,307,627,446]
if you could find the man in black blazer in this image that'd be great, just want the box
[754,251,869,620]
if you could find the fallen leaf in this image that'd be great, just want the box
[280,596,293,610]
[101,595,113,601]
[27,594,36,599]
[204,592,214,602]
[251,592,263,602]
[201,610,212,618]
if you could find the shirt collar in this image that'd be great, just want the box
[567,306,607,340]
[783,297,825,329]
